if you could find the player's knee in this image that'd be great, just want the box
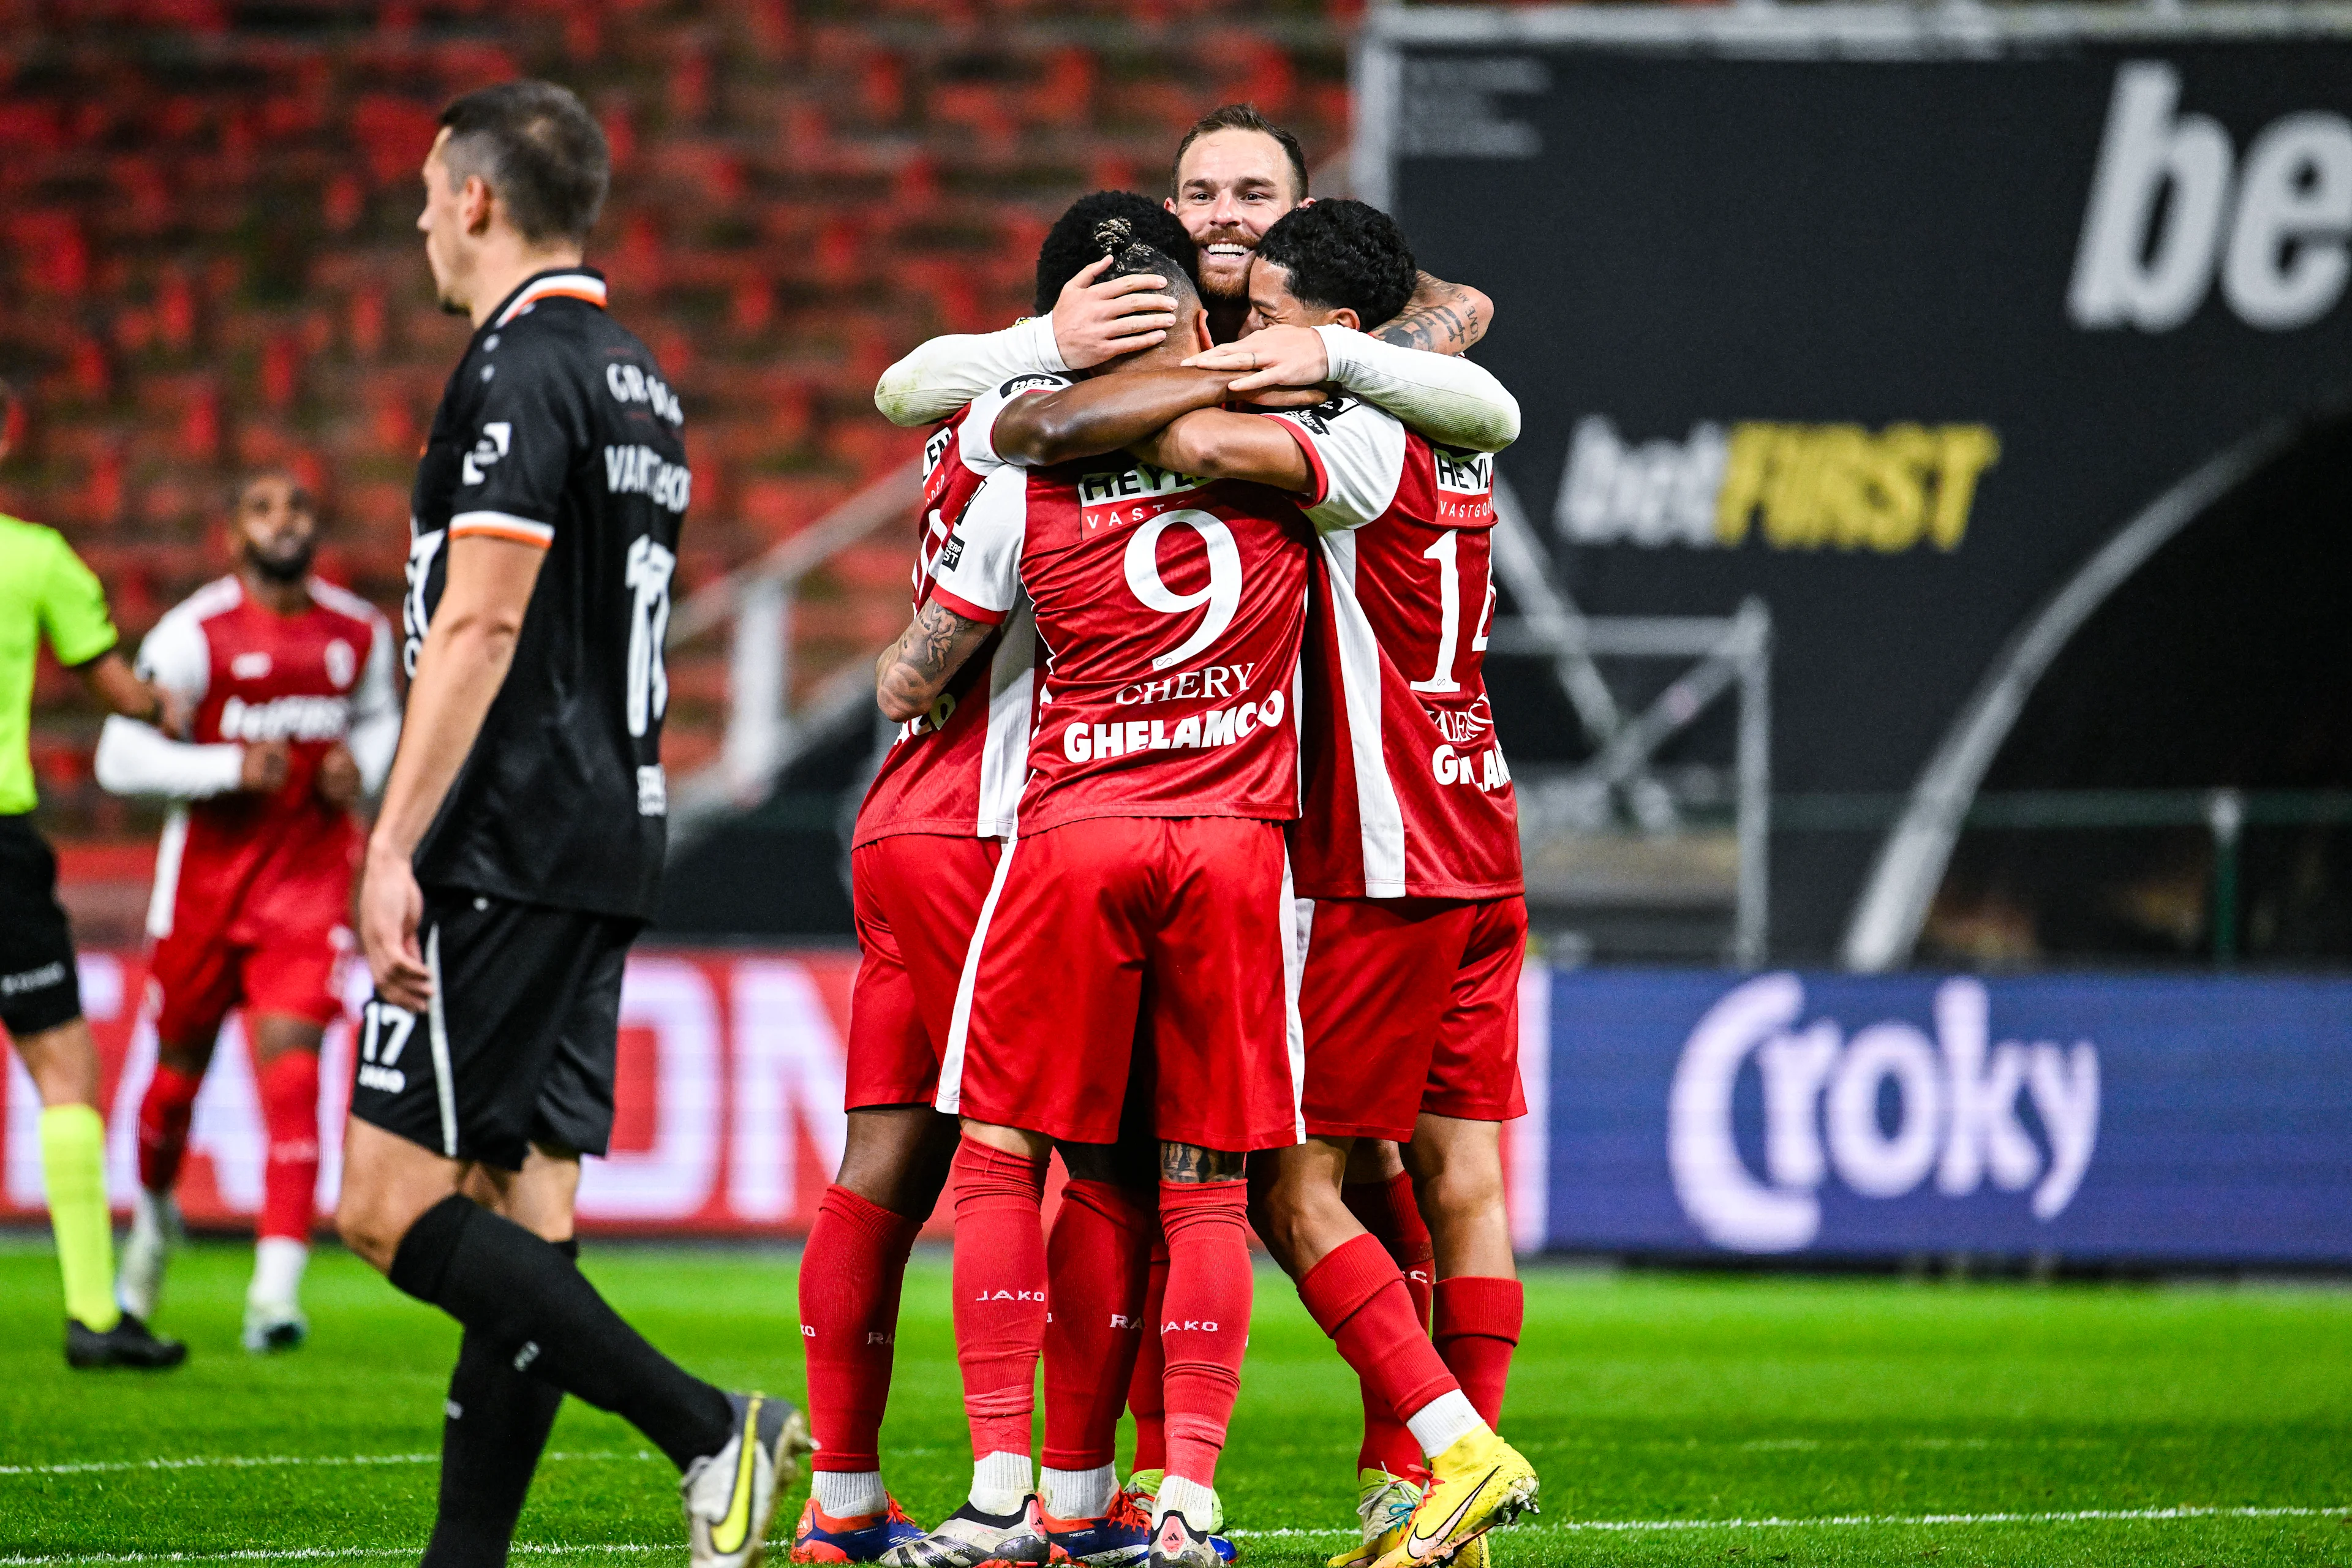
[1421,1158,1505,1229]
[333,1190,404,1273]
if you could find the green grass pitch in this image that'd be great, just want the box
[0,1238,2348,1565]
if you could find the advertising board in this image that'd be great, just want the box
[1366,11,2352,961]
[1537,967,2352,1264]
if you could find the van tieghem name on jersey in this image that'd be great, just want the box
[604,445,693,512]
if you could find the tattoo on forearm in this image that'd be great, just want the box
[882,600,984,708]
[1378,298,1481,355]
[1160,1140,1246,1183]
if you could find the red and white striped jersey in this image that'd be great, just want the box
[851,399,1041,845]
[125,575,399,943]
[1269,396,1523,900]
[929,375,1316,835]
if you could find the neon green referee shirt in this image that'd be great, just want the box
[0,514,120,816]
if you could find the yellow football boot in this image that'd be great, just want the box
[1369,1430,1536,1568]
[1327,1468,1421,1568]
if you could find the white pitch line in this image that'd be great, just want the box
[0,1450,630,1479]
[0,1550,662,1566]
[0,1498,2342,1564]
[1229,1502,2352,1537]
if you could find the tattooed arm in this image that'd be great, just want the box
[1161,1140,1248,1183]
[1372,271,1493,356]
[875,599,997,723]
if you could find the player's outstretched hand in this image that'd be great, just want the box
[360,841,431,1011]
[1054,255,1179,370]
[315,744,361,808]
[239,740,291,793]
[1183,325,1330,393]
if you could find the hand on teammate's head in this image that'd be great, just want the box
[239,740,292,794]
[1054,255,1180,371]
[1183,324,1330,395]
[314,744,361,808]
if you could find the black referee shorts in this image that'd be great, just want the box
[347,886,641,1171]
[0,815,83,1038]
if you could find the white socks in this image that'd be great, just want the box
[1155,1474,1218,1532]
[813,1469,889,1520]
[1043,1463,1117,1521]
[247,1237,307,1310]
[1404,1390,1485,1458]
[970,1449,1034,1517]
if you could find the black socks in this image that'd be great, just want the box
[390,1194,733,1471]
[420,1237,578,1568]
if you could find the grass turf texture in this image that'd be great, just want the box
[0,1242,2347,1565]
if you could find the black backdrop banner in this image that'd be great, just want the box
[1363,9,2352,960]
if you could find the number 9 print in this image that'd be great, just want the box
[1124,510,1241,671]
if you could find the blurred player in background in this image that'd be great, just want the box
[95,467,398,1352]
[0,375,187,1370]
[335,80,805,1568]
[1138,199,1539,1568]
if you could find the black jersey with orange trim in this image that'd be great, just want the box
[405,266,690,919]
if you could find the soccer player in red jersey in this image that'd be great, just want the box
[794,194,1199,1568]
[869,111,1519,1542]
[1116,200,1544,1568]
[96,468,399,1351]
[871,219,1330,1568]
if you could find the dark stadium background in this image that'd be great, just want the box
[1,0,1354,943]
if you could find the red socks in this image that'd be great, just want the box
[1127,1231,1170,1472]
[950,1137,1049,1460]
[1299,1234,1462,1445]
[1044,1178,1154,1473]
[1344,1172,1434,1324]
[1343,1172,1436,1476]
[256,1049,320,1241]
[1156,1182,1253,1489]
[136,1060,203,1194]
[801,1183,924,1474]
[1433,1276,1523,1429]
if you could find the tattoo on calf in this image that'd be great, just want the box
[1160,1140,1246,1183]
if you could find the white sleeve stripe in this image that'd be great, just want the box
[449,511,556,545]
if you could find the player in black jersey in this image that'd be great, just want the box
[335,81,807,1568]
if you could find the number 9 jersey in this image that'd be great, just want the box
[404,268,687,920]
[928,374,1317,835]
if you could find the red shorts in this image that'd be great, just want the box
[148,924,351,1046]
[846,833,1003,1110]
[942,815,1301,1152]
[1297,894,1528,1142]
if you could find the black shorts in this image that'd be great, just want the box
[0,815,82,1038]
[347,886,641,1171]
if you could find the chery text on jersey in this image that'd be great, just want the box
[404,268,687,919]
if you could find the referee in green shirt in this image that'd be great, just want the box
[0,379,186,1368]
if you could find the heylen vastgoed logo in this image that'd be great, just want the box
[1667,974,2100,1253]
